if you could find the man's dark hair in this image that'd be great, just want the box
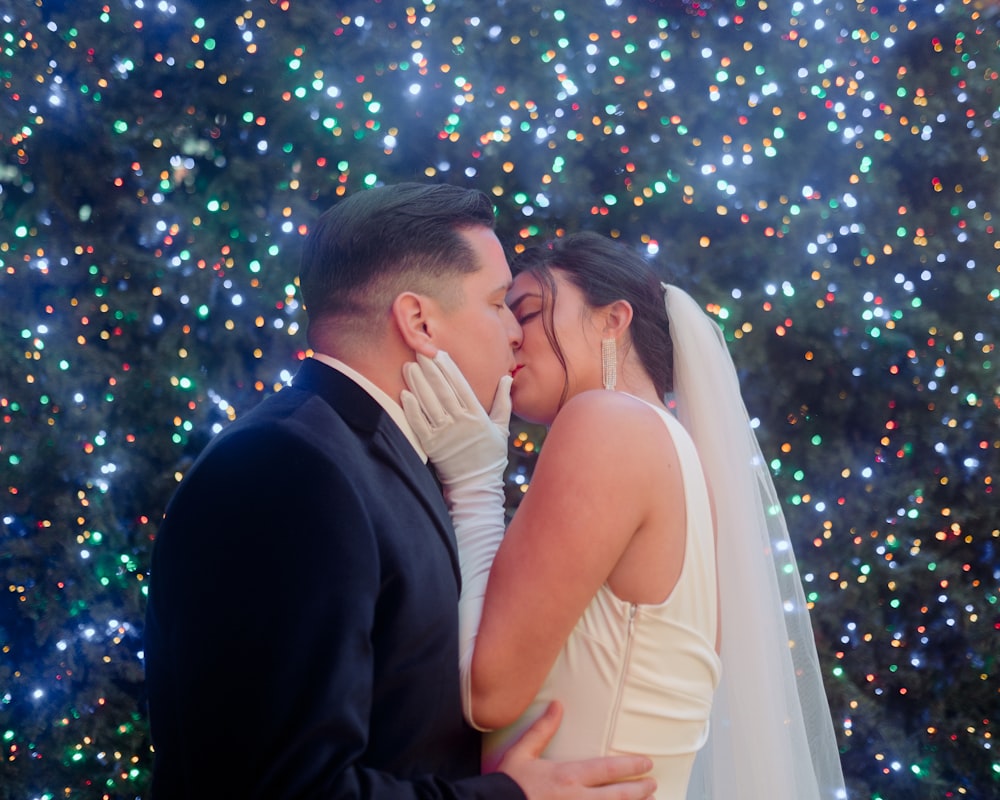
[299,183,497,345]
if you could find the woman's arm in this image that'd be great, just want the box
[467,389,670,729]
[402,355,684,732]
[402,353,513,728]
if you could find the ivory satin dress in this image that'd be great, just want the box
[482,399,722,798]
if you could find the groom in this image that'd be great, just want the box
[143,182,655,798]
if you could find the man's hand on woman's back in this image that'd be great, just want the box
[496,701,657,800]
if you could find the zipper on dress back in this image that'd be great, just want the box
[604,602,638,752]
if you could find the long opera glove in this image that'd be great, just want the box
[402,352,511,730]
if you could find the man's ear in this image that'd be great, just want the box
[391,292,439,357]
[602,299,634,338]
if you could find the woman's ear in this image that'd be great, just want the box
[602,299,634,338]
[391,292,439,357]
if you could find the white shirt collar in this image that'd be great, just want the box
[310,353,428,463]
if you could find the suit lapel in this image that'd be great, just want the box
[292,359,462,583]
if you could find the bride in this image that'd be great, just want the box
[402,231,847,799]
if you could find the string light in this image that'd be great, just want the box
[0,1,995,796]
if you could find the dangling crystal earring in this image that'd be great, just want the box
[602,336,617,391]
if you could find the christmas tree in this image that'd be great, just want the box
[1,1,996,797]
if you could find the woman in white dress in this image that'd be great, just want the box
[402,231,847,799]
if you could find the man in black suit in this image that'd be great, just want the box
[144,183,655,798]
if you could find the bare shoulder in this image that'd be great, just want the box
[543,390,677,468]
[552,390,668,439]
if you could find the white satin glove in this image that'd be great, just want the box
[401,351,512,488]
[401,351,511,730]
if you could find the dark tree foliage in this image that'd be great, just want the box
[1,1,996,798]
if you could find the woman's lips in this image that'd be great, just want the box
[511,365,523,378]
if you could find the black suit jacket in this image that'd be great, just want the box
[144,358,524,799]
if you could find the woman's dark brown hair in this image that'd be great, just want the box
[512,231,674,403]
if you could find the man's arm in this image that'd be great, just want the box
[147,426,517,798]
[148,423,654,799]
[499,702,655,799]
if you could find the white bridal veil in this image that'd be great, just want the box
[664,285,848,800]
